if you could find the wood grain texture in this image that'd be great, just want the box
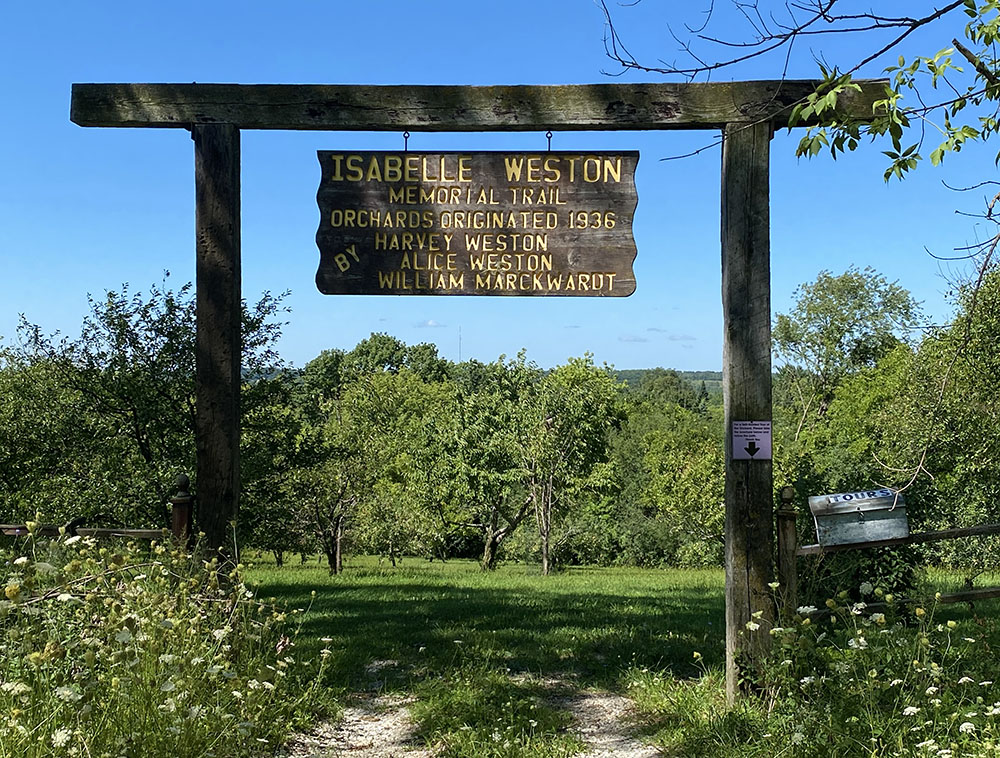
[797,521,1000,556]
[721,120,774,704]
[71,80,887,131]
[315,151,638,297]
[193,123,241,557]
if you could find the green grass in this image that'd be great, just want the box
[246,556,724,756]
[247,556,725,692]
[245,557,1000,756]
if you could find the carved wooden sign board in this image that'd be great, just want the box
[315,151,638,296]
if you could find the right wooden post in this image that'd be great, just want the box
[721,120,775,704]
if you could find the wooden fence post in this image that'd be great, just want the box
[192,123,241,558]
[170,473,194,544]
[722,120,774,704]
[776,485,798,617]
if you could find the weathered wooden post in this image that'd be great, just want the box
[170,473,194,544]
[776,484,798,617]
[192,124,241,557]
[721,120,774,704]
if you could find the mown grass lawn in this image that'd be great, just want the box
[248,557,725,756]
[248,556,725,693]
[247,557,1000,757]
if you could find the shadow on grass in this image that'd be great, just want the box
[250,561,725,693]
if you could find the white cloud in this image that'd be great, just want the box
[415,319,446,328]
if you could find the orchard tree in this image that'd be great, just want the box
[525,356,625,575]
[11,278,287,532]
[447,355,542,571]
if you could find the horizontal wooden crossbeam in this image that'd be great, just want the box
[71,81,888,132]
[797,521,1000,556]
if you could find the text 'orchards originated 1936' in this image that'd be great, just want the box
[315,151,638,296]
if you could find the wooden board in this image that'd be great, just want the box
[71,81,888,131]
[315,151,638,297]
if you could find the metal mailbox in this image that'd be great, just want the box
[808,488,908,546]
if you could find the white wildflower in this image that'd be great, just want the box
[55,686,82,702]
[959,677,974,685]
[959,722,976,734]
[903,706,921,716]
[13,557,28,566]
[926,686,939,696]
[796,605,817,615]
[51,727,72,748]
[890,679,903,687]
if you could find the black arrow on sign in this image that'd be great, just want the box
[745,441,760,457]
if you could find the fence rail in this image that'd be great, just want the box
[776,493,1000,615]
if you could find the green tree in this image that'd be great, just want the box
[447,355,542,570]
[773,266,921,440]
[525,356,625,575]
[8,279,287,533]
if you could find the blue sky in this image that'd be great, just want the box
[0,1,991,370]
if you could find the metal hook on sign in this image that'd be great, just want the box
[546,130,553,151]
[403,131,410,152]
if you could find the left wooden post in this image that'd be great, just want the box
[192,123,241,557]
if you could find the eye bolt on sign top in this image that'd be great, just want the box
[315,151,639,296]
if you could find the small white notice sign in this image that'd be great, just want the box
[732,421,772,460]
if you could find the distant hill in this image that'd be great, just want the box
[615,369,723,400]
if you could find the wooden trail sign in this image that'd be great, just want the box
[70,78,887,704]
[316,151,638,296]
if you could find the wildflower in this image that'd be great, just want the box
[13,556,28,566]
[959,677,974,685]
[947,620,957,629]
[915,607,926,618]
[692,651,702,660]
[796,605,817,615]
[982,681,994,687]
[745,621,760,631]
[55,685,82,702]
[800,676,815,686]
[926,686,939,696]
[2,682,30,696]
[903,706,921,716]
[959,722,976,734]
[890,679,903,687]
[791,732,805,745]
[768,581,780,590]
[860,581,874,596]
[51,727,72,748]
[870,613,886,624]
[848,636,868,649]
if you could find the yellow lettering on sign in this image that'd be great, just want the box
[345,155,363,182]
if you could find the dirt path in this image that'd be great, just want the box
[281,678,660,758]
[281,694,432,758]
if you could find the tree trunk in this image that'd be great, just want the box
[334,515,344,574]
[481,529,501,571]
[273,550,284,568]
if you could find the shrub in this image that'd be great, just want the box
[0,529,326,758]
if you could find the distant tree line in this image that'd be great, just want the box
[3,264,1000,582]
